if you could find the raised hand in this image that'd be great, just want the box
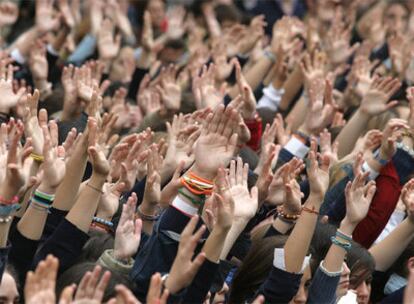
[21,90,45,155]
[87,118,110,177]
[211,43,235,82]
[35,0,60,33]
[212,167,235,230]
[0,119,33,199]
[98,18,121,60]
[165,113,199,170]
[156,65,182,111]
[193,104,239,180]
[29,40,49,82]
[378,118,409,162]
[109,284,142,304]
[114,193,143,261]
[343,172,376,228]
[142,11,154,51]
[299,78,336,136]
[58,0,75,28]
[307,138,331,200]
[319,129,339,165]
[282,159,304,215]
[0,1,18,26]
[146,273,169,304]
[25,255,58,304]
[228,158,258,220]
[406,87,414,131]
[38,121,66,193]
[63,265,111,303]
[359,76,401,116]
[192,64,225,109]
[166,6,186,40]
[234,60,256,120]
[324,9,359,66]
[142,145,162,206]
[164,215,206,294]
[0,61,25,114]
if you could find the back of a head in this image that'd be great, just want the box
[228,225,288,304]
[56,262,134,302]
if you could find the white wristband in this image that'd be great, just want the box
[284,137,310,159]
[10,48,26,64]
[171,195,198,217]
[361,161,380,180]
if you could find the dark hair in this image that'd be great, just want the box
[214,4,243,25]
[347,243,375,289]
[228,224,288,304]
[308,222,375,289]
[391,239,414,278]
[384,0,410,15]
[56,262,134,302]
[76,230,115,264]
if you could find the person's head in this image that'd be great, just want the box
[228,224,288,303]
[383,0,410,36]
[110,47,136,83]
[56,262,134,302]
[147,0,166,29]
[391,239,414,279]
[214,4,243,30]
[0,265,19,304]
[76,230,114,264]
[158,39,186,65]
[347,244,375,304]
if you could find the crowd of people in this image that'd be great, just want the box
[1,0,414,303]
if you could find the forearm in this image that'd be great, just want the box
[0,222,12,247]
[53,142,88,211]
[286,96,307,132]
[278,65,304,111]
[219,219,249,260]
[284,194,321,273]
[336,110,370,159]
[369,219,414,271]
[229,56,274,98]
[9,27,39,60]
[203,227,229,263]
[323,219,355,273]
[66,174,106,233]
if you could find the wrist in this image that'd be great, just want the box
[37,183,58,195]
[357,107,374,119]
[297,125,312,138]
[339,218,357,235]
[191,164,216,181]
[89,174,106,188]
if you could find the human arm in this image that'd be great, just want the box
[369,179,414,272]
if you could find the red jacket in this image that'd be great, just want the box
[353,161,402,248]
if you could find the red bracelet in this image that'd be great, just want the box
[0,195,18,205]
[302,206,319,215]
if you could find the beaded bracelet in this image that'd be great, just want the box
[331,236,352,251]
[136,206,161,222]
[0,204,20,216]
[0,195,19,205]
[92,217,114,228]
[0,216,12,224]
[177,189,205,206]
[277,213,297,224]
[278,210,300,221]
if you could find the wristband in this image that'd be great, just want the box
[92,217,114,228]
[136,206,161,222]
[86,183,104,194]
[0,195,19,205]
[361,161,380,180]
[171,195,198,217]
[331,236,352,251]
[264,50,276,63]
[177,189,205,206]
[336,230,353,243]
[30,153,44,163]
[0,204,20,216]
[302,206,319,216]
